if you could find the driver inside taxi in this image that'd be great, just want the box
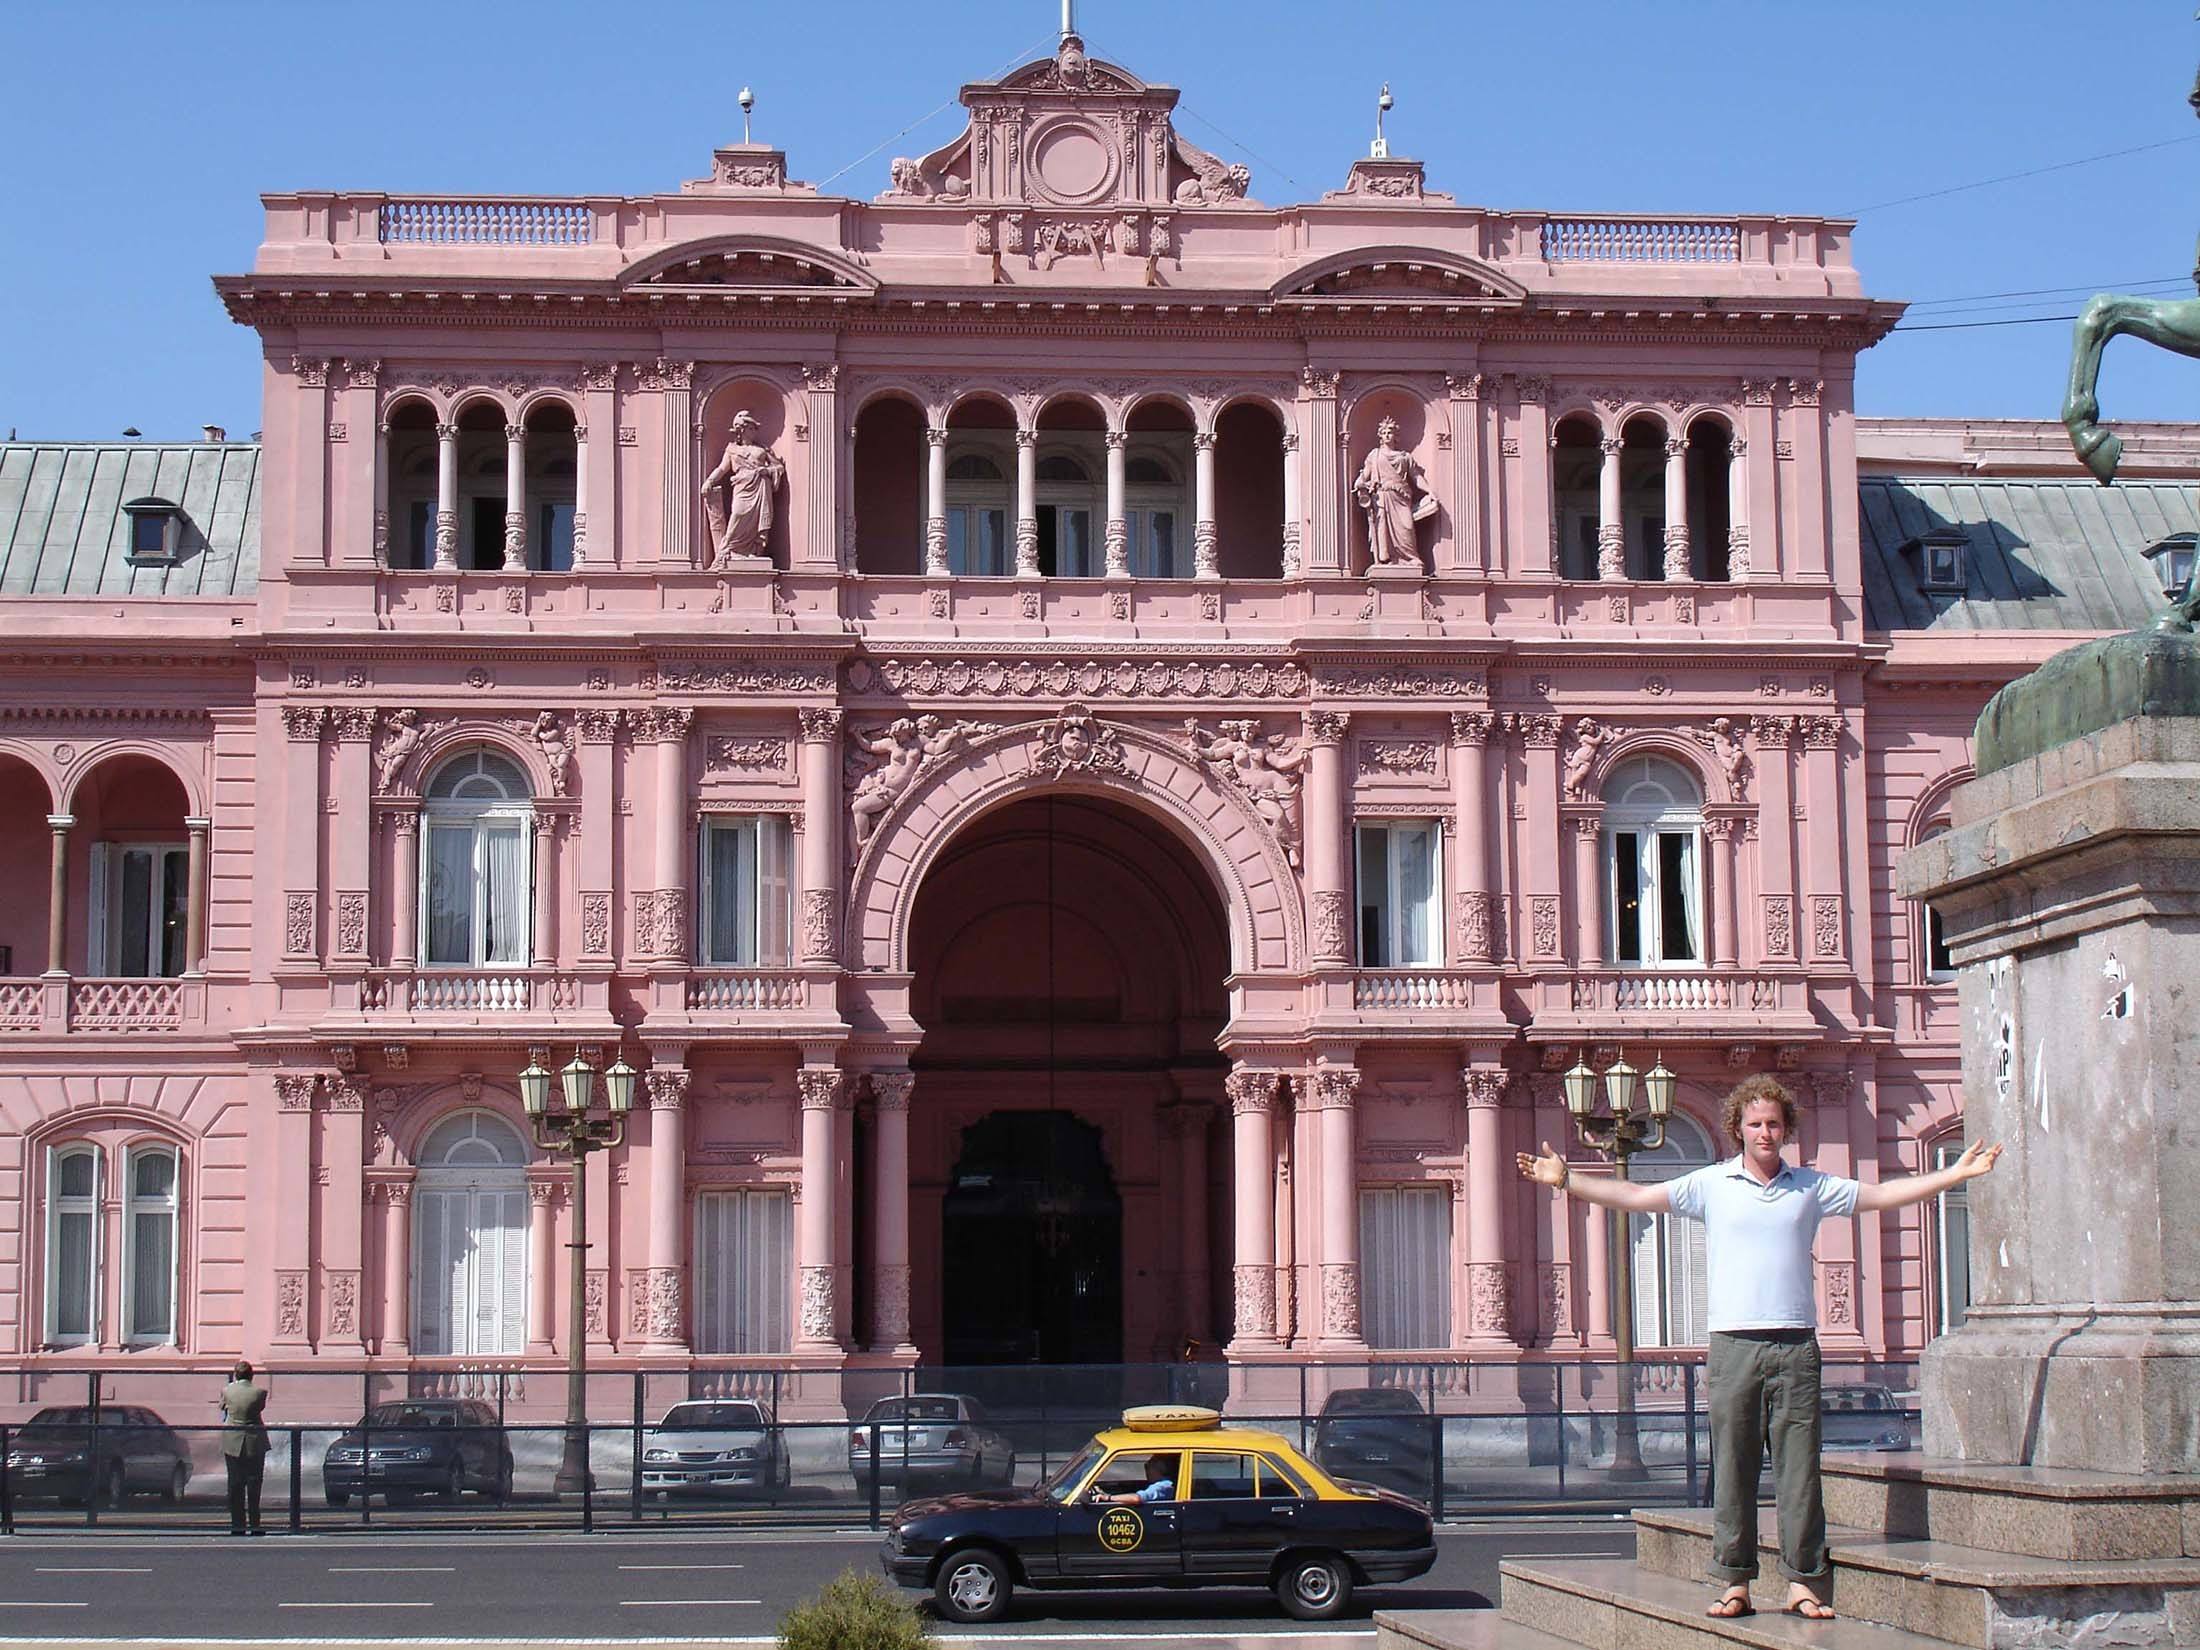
[1092,1452,1176,1505]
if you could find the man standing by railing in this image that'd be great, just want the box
[219,1361,270,1537]
[1518,1074,2000,1620]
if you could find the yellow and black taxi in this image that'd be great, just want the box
[880,1404,1436,1623]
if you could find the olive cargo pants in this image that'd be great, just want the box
[1707,1329,1829,1586]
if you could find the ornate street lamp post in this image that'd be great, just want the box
[1562,1049,1676,1478]
[520,1049,635,1496]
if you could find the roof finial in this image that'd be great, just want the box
[1372,83,1392,159]
[739,85,754,145]
[1062,0,1076,41]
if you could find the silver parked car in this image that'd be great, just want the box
[641,1400,790,1497]
[849,1394,1015,1499]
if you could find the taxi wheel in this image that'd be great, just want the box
[934,1547,1013,1624]
[1276,1552,1353,1621]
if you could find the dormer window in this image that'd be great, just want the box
[2143,531,2197,600]
[1901,527,1968,595]
[122,497,182,566]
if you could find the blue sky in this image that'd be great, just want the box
[2,0,2194,441]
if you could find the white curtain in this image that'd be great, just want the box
[758,817,791,965]
[1668,830,1702,963]
[126,1150,176,1343]
[1399,825,1437,965]
[415,1183,527,1355]
[49,1148,97,1344]
[483,823,527,964]
[693,1189,791,1354]
[1358,1186,1451,1349]
[706,822,757,964]
[426,826,473,964]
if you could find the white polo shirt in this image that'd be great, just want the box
[1664,1155,1859,1333]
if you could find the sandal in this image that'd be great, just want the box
[1706,1590,1754,1618]
[1785,1596,1835,1620]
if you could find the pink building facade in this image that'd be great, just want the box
[2,35,2191,1397]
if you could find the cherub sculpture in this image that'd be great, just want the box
[532,711,574,797]
[1562,718,1608,801]
[847,715,982,847]
[1185,718,1306,865]
[1695,716,1751,800]
[374,709,424,792]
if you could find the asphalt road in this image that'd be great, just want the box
[0,1518,1634,1643]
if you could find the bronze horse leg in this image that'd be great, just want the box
[2064,294,2200,484]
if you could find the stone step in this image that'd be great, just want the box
[1634,1504,2200,1649]
[1374,1605,1582,1650]
[1822,1453,2200,1562]
[1500,1556,1953,1650]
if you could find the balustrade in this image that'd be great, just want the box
[360,970,579,1016]
[378,200,592,246]
[686,970,808,1013]
[1540,218,1740,264]
[1352,971,1477,1012]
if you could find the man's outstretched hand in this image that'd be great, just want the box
[1516,1142,1567,1188]
[1953,1140,2004,1179]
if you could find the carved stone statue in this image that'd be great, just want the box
[1562,718,1607,801]
[700,411,785,566]
[1351,416,1438,570]
[373,708,423,792]
[1185,718,1306,865]
[1173,134,1252,205]
[887,157,929,197]
[1696,715,1751,800]
[848,715,981,847]
[532,711,574,797]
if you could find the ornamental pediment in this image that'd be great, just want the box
[620,237,878,295]
[1272,247,1526,306]
[878,33,1257,212]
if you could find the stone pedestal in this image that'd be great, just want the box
[1900,628,2200,1477]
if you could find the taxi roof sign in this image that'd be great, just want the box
[1120,1404,1221,1432]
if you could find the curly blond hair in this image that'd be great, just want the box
[1721,1074,1796,1148]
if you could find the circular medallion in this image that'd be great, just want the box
[1097,1507,1145,1553]
[1030,118,1117,205]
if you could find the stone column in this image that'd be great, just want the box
[1302,369,1342,573]
[1225,1066,1278,1349]
[800,364,840,569]
[1800,715,1847,965]
[1727,433,1751,580]
[1303,711,1352,966]
[1280,430,1303,578]
[642,1068,690,1348]
[1596,434,1624,580]
[657,362,695,565]
[1462,1068,1517,1347]
[1751,716,1797,964]
[1174,1100,1213,1344]
[646,709,693,962]
[531,816,556,967]
[1569,814,1605,967]
[1662,435,1690,581]
[389,811,419,968]
[271,1074,316,1348]
[924,425,949,576]
[870,1071,916,1353]
[1705,816,1741,970]
[796,709,843,964]
[503,422,528,570]
[528,1181,556,1352]
[1013,427,1039,577]
[1193,431,1219,579]
[279,706,325,966]
[1448,714,1496,962]
[1513,377,1553,579]
[1103,430,1129,577]
[184,816,210,974]
[1310,1065,1363,1345]
[570,420,590,570]
[379,1181,412,1356]
[795,1067,843,1348]
[433,422,458,569]
[1515,715,1563,963]
[45,814,72,973]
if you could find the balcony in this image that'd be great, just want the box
[321,969,612,1035]
[0,977,206,1036]
[1525,969,1818,1038]
[660,969,842,1036]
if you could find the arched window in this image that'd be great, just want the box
[1551,416,1601,580]
[945,448,1010,575]
[1605,757,1705,966]
[1919,823,1955,981]
[45,1145,99,1346]
[123,1145,179,1344]
[413,1112,530,1356]
[422,751,533,968]
[1124,451,1183,578]
[1628,1111,1715,1348]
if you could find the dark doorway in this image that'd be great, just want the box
[942,1110,1123,1366]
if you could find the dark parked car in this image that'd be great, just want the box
[850,1393,1015,1499]
[882,1405,1436,1624]
[321,1398,513,1506]
[3,1405,192,1505]
[1311,1387,1436,1498]
[641,1400,790,1497]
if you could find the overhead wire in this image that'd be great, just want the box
[1850,133,2200,215]
[814,32,1058,191]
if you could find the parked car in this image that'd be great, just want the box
[1311,1386,1437,1498]
[641,1400,790,1498]
[850,1393,1015,1499]
[882,1404,1437,1624]
[3,1405,192,1506]
[1820,1382,1914,1453]
[321,1398,513,1506]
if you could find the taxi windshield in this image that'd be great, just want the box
[1039,1440,1105,1504]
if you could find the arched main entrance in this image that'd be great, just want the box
[907,793,1231,1364]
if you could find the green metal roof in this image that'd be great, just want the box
[0,442,260,597]
[1860,474,2193,633]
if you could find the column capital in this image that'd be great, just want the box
[504,423,524,442]
[1461,1068,1508,1108]
[1448,711,1495,748]
[1104,429,1127,450]
[1302,1067,1361,1113]
[46,813,75,831]
[870,1071,916,1112]
[1302,709,1352,746]
[1014,427,1037,448]
[185,816,212,833]
[1800,714,1844,751]
[1702,814,1741,843]
[796,1067,846,1111]
[1224,1066,1279,1116]
[1193,431,1217,452]
[646,1067,692,1111]
[1664,436,1687,460]
[925,425,948,448]
[797,707,845,745]
[434,422,457,442]
[281,705,328,742]
[801,363,842,391]
[1299,366,1341,399]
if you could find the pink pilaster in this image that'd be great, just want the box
[796,710,843,964]
[1224,1066,1278,1349]
[1516,716,1562,963]
[45,813,71,973]
[377,1180,412,1357]
[1706,816,1741,970]
[640,1067,690,1349]
[1449,713,1496,962]
[329,712,373,967]
[795,1067,842,1349]
[1568,813,1604,967]
[1809,1068,1865,1351]
[1512,379,1553,578]
[320,1075,367,1352]
[1801,715,1847,966]
[271,1073,317,1349]
[1786,380,1829,579]
[800,364,840,569]
[279,706,324,966]
[1302,711,1351,966]
[1462,1068,1516,1347]
[1309,1064,1363,1347]
[869,1071,916,1353]
[388,811,419,967]
[527,1180,556,1352]
[1301,369,1341,573]
[1751,715,1798,965]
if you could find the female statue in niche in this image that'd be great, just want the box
[700,410,785,566]
[1352,414,1439,570]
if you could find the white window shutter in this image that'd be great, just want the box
[758,817,791,966]
[494,1189,527,1354]
[412,1189,449,1354]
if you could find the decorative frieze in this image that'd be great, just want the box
[1315,667,1485,699]
[658,661,835,694]
[1356,739,1440,777]
[844,656,1310,701]
[705,737,789,773]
